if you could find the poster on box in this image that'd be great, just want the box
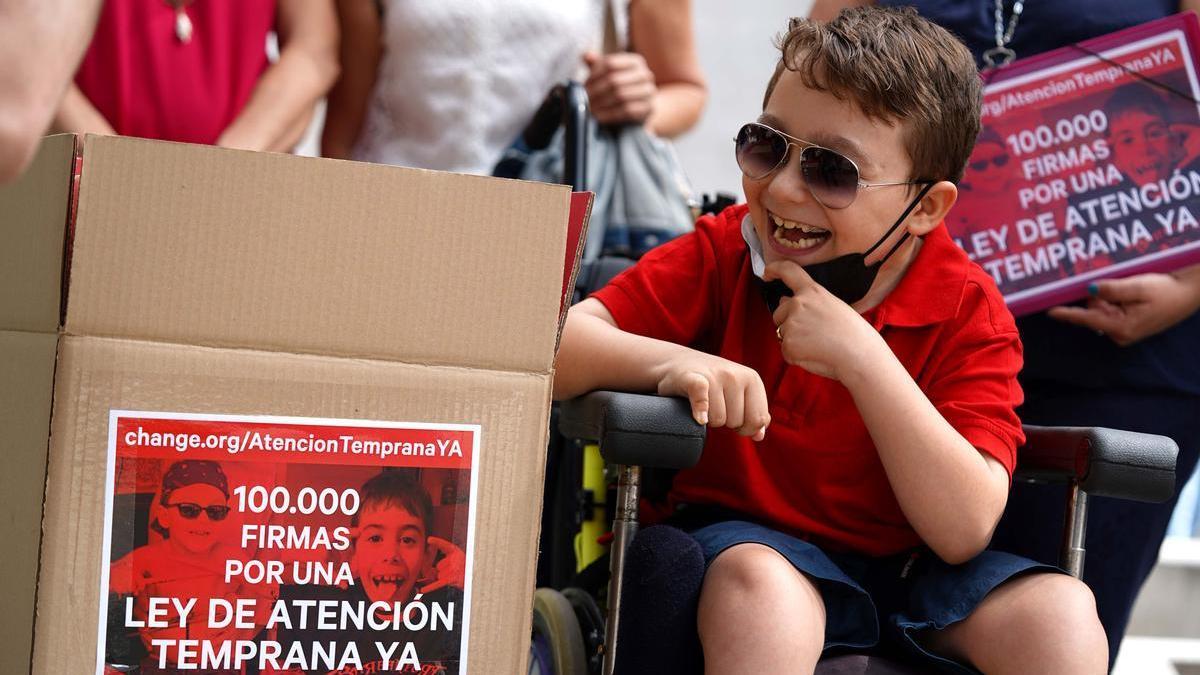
[97,411,480,675]
[950,13,1200,316]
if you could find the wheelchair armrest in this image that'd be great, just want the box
[558,391,706,469]
[1015,425,1178,503]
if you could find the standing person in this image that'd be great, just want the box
[321,0,706,173]
[0,0,101,182]
[812,0,1200,666]
[53,0,339,152]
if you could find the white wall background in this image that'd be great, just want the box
[672,0,815,199]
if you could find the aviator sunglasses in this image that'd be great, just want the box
[166,502,231,521]
[735,122,928,209]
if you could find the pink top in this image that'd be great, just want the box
[75,0,277,144]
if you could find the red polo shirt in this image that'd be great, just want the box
[593,204,1024,557]
[75,0,276,144]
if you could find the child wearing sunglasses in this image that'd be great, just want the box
[106,460,270,673]
[554,6,1106,674]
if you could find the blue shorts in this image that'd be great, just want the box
[689,519,1061,674]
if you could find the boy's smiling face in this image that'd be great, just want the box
[746,68,944,295]
[352,503,428,603]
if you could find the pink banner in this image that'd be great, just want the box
[950,13,1200,315]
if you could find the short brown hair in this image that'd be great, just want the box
[352,469,433,536]
[764,7,981,184]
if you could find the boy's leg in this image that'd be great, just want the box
[922,571,1107,674]
[697,543,825,673]
[991,387,1200,666]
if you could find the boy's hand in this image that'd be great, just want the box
[764,260,888,381]
[653,349,770,441]
[418,536,466,594]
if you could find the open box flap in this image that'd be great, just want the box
[65,135,573,374]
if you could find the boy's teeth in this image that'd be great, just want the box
[773,228,822,249]
[771,213,829,249]
[770,214,827,233]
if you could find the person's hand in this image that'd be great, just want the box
[583,51,657,127]
[1048,273,1200,346]
[652,345,770,440]
[764,260,889,381]
[418,536,466,594]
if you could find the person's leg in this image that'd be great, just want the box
[990,388,1200,666]
[923,572,1107,674]
[697,543,825,673]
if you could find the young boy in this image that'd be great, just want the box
[276,470,465,675]
[554,7,1107,674]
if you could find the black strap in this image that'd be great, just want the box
[865,181,937,260]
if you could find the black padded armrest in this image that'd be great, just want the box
[1016,425,1178,503]
[557,395,1179,504]
[558,391,706,469]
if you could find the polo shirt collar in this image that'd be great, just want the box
[870,223,969,328]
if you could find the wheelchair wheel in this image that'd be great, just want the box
[562,587,605,675]
[529,588,587,675]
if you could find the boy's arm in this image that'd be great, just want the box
[553,298,770,440]
[766,261,1009,564]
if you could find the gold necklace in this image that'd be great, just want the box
[164,0,195,43]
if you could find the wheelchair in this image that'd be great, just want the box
[547,390,1178,675]
[531,265,1180,675]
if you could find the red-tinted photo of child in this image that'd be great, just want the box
[272,470,466,675]
[1106,87,1184,187]
[104,460,272,675]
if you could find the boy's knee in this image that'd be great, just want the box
[698,543,825,656]
[1005,574,1105,649]
[703,544,815,603]
[1046,577,1106,644]
[1008,574,1108,670]
[1026,575,1099,626]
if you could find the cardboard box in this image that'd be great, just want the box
[1,135,588,674]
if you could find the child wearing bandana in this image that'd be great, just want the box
[106,460,271,674]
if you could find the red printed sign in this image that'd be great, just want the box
[950,13,1200,316]
[98,411,480,675]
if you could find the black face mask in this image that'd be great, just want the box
[760,182,935,310]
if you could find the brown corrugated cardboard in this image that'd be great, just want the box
[0,133,75,675]
[0,330,58,672]
[68,136,567,371]
[0,133,73,332]
[2,134,584,675]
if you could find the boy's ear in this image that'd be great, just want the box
[905,180,958,236]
